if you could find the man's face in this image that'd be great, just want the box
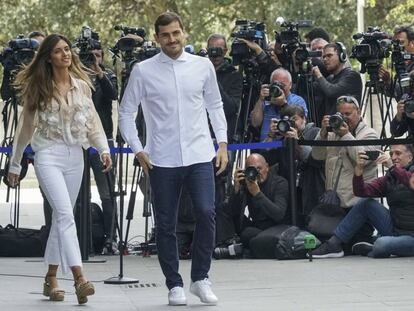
[207,38,227,69]
[245,156,269,184]
[390,145,413,168]
[32,35,45,44]
[322,47,341,73]
[271,72,291,96]
[311,40,327,52]
[92,49,103,65]
[337,102,360,131]
[291,113,306,132]
[154,21,185,59]
[395,32,414,52]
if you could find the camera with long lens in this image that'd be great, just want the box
[207,47,224,58]
[113,24,146,52]
[74,26,101,67]
[390,39,413,93]
[243,166,259,182]
[265,81,284,101]
[351,26,391,79]
[295,43,322,74]
[403,97,414,114]
[0,35,40,72]
[213,242,243,259]
[328,112,346,131]
[230,19,267,66]
[277,116,295,134]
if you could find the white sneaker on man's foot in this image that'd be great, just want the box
[190,278,218,305]
[168,286,187,306]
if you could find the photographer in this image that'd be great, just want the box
[269,105,325,222]
[207,34,243,142]
[312,43,362,125]
[390,74,414,137]
[250,68,307,141]
[311,144,414,258]
[229,153,289,258]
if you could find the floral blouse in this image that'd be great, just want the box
[9,75,110,175]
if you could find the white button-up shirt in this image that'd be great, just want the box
[119,50,227,168]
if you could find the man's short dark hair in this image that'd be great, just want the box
[403,144,414,158]
[304,27,330,43]
[323,43,340,52]
[281,104,306,119]
[154,11,184,35]
[207,33,227,48]
[28,31,46,39]
[394,25,414,41]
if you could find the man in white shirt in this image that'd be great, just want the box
[119,12,228,306]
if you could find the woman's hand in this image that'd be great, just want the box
[101,153,112,173]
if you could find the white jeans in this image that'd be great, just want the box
[34,143,84,274]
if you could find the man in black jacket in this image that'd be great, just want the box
[312,43,362,125]
[207,34,243,142]
[229,153,289,258]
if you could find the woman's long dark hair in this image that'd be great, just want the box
[14,33,92,112]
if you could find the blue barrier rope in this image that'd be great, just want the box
[0,140,284,154]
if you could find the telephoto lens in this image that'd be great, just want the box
[213,243,243,259]
[404,98,414,114]
[244,166,259,182]
[265,81,284,101]
[277,116,295,134]
[328,112,345,130]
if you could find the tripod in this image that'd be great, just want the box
[360,70,392,139]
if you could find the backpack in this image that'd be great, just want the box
[275,226,321,260]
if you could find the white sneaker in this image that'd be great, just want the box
[168,286,187,306]
[190,278,218,305]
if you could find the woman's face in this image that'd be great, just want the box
[49,39,72,69]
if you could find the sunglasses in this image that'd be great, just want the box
[336,95,359,107]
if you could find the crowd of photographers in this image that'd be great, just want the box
[2,18,414,260]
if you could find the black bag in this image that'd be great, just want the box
[275,226,321,260]
[91,203,105,254]
[0,224,47,257]
[307,163,346,240]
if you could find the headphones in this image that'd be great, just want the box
[336,42,347,63]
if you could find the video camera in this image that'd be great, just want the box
[73,26,101,67]
[275,17,315,73]
[351,26,391,79]
[230,19,267,66]
[0,35,40,72]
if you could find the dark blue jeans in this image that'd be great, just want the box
[149,162,215,290]
[334,198,414,257]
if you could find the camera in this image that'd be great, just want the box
[0,35,40,72]
[243,166,259,182]
[404,97,414,114]
[351,26,391,78]
[365,150,380,161]
[390,39,413,93]
[113,24,146,52]
[328,112,346,130]
[277,116,295,134]
[74,26,101,66]
[230,19,267,66]
[265,81,284,101]
[213,243,243,259]
[207,47,224,58]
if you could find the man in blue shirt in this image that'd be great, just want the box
[250,68,308,141]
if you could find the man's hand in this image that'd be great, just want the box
[233,168,245,194]
[376,150,393,168]
[270,92,287,107]
[136,151,153,175]
[259,84,269,101]
[379,65,391,86]
[319,115,330,139]
[395,100,405,121]
[333,120,349,137]
[245,179,260,196]
[312,66,323,79]
[7,172,19,188]
[237,38,263,55]
[282,127,299,140]
[101,153,113,173]
[90,58,104,79]
[215,142,228,176]
[355,150,368,176]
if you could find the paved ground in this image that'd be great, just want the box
[1,186,414,311]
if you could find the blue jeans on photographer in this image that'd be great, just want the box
[334,198,414,257]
